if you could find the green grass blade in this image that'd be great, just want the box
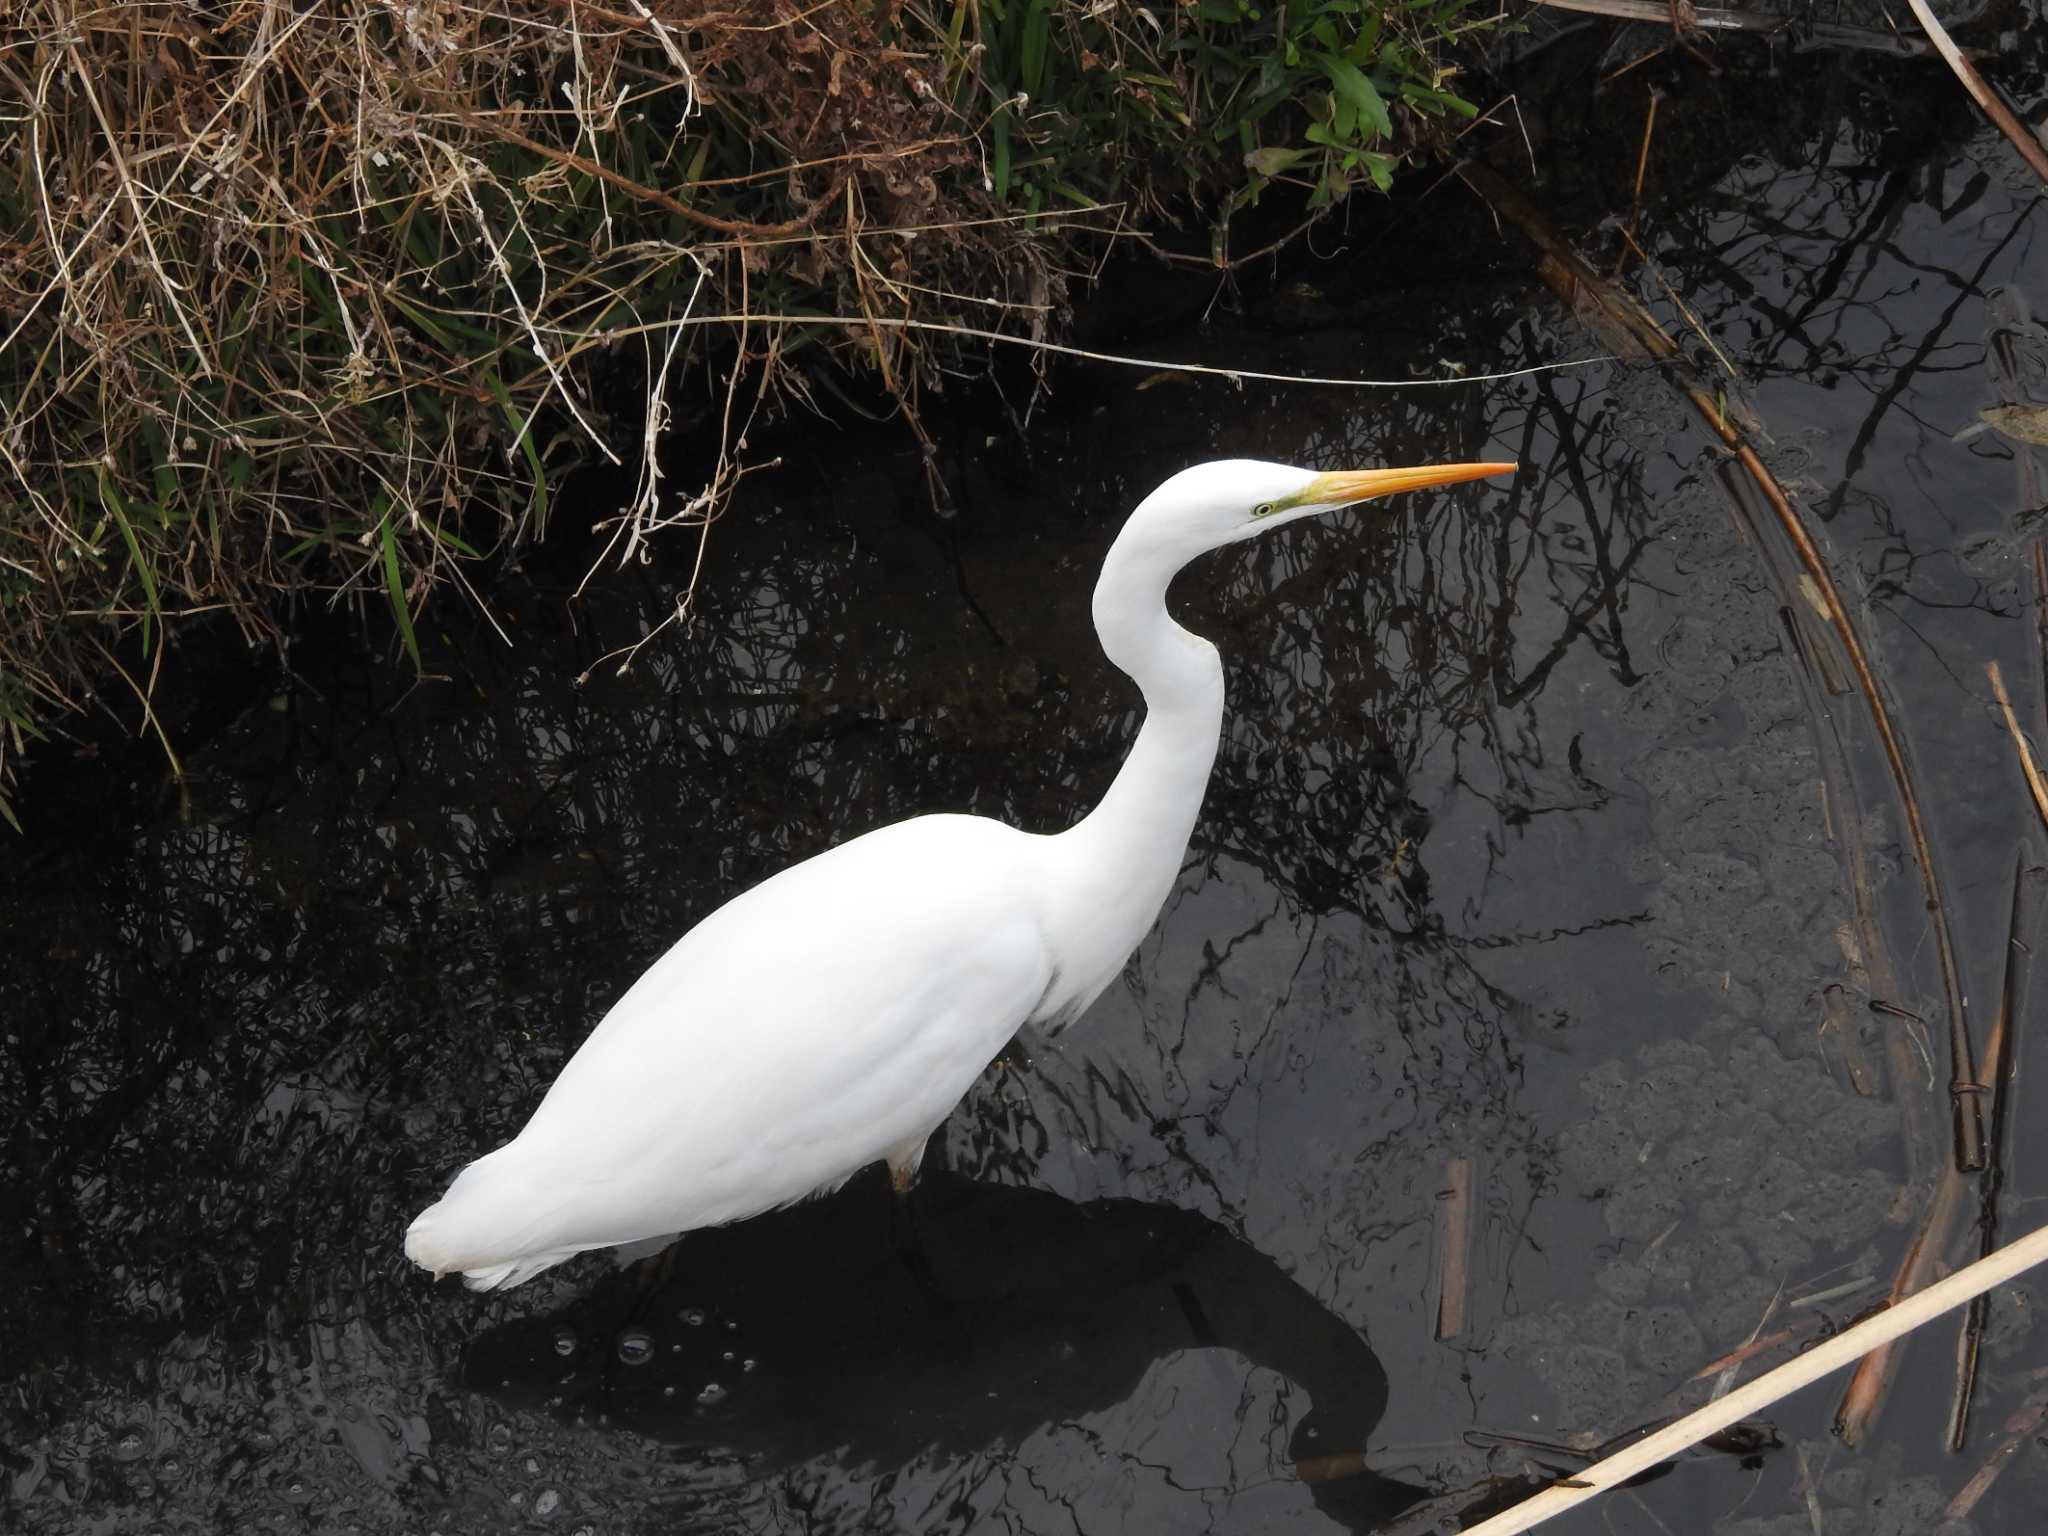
[98,471,162,656]
[379,512,422,671]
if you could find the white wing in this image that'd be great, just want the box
[405,813,1055,1286]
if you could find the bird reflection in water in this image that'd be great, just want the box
[465,1172,1430,1531]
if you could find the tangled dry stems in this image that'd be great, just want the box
[0,0,1484,820]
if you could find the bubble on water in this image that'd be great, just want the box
[486,1422,514,1454]
[741,1358,757,1373]
[663,1385,676,1398]
[695,1382,727,1407]
[616,1330,653,1366]
[679,1307,706,1327]
[535,1487,561,1518]
[721,1351,735,1362]
[112,1425,148,1461]
[552,1327,578,1358]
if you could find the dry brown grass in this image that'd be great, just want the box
[0,0,1487,821]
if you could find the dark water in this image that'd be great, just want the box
[6,30,2047,1536]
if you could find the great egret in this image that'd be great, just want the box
[406,457,1515,1290]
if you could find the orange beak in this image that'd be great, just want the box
[1295,461,1518,508]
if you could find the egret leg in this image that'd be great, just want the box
[884,1134,950,1309]
[884,1131,929,1195]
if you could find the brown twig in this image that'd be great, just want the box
[1835,1159,1967,1443]
[1948,849,2037,1448]
[1901,0,2048,188]
[1946,1388,2048,1518]
[1616,89,1661,274]
[1468,1224,2048,1535]
[442,108,850,238]
[2035,543,2048,729]
[1987,660,2048,832]
[1436,1156,1475,1340]
[1691,1326,1797,1381]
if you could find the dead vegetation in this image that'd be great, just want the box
[0,0,1491,822]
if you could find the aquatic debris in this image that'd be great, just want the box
[1460,1222,2048,1533]
[1435,1155,1475,1341]
[1985,662,2048,832]
[1945,852,2039,1449]
[1978,404,2048,448]
[1901,0,2048,188]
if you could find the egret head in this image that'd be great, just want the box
[1128,457,1516,562]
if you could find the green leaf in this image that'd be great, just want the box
[423,519,481,558]
[1243,146,1308,177]
[98,472,161,656]
[482,366,547,505]
[1020,0,1052,97]
[378,510,422,672]
[1315,53,1393,140]
[992,107,1012,199]
[1402,83,1480,118]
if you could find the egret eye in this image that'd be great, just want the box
[1252,501,1277,517]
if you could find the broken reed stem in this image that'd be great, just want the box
[1462,1222,2048,1536]
[1621,89,1659,268]
[2034,544,2048,731]
[1436,1156,1474,1340]
[1949,849,2036,1447]
[1692,1326,1797,1381]
[1947,1389,2048,1518]
[1900,0,2048,188]
[1987,660,2048,832]
[1835,1087,1969,1441]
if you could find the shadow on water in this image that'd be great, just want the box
[4,21,2048,1536]
[466,1172,1429,1531]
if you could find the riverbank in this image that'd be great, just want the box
[0,0,1496,822]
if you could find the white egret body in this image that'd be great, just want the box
[406,458,1513,1290]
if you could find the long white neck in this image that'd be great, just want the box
[1033,526,1225,1024]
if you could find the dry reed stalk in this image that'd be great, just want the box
[1986,661,2048,832]
[1435,1155,1475,1340]
[1689,1326,1797,1381]
[1946,849,2036,1447]
[1463,1223,2048,1536]
[1900,0,2048,187]
[1946,1389,2048,1518]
